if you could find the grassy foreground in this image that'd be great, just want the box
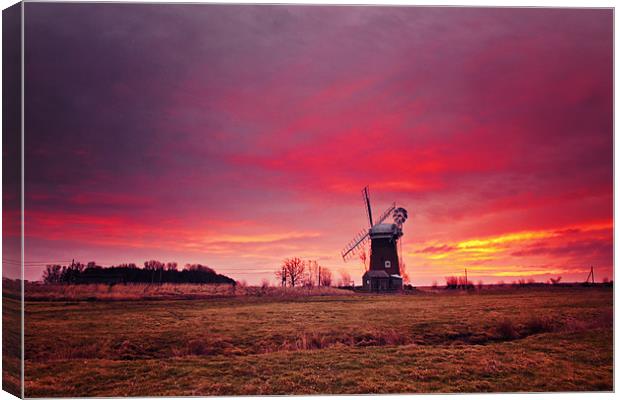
[24,286,612,396]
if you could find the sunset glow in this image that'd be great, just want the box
[19,4,612,285]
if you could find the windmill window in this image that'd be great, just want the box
[385,260,391,269]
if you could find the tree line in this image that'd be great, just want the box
[42,260,236,285]
[275,257,334,287]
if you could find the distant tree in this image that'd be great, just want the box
[445,276,458,289]
[185,264,215,274]
[319,267,332,287]
[305,260,318,287]
[275,266,287,287]
[165,262,178,271]
[144,260,165,270]
[260,278,270,289]
[359,251,368,272]
[61,261,85,283]
[400,261,410,284]
[548,276,562,285]
[43,265,62,284]
[41,260,234,285]
[337,270,352,287]
[477,280,484,291]
[301,261,331,287]
[275,257,305,287]
[431,280,438,290]
[457,276,473,290]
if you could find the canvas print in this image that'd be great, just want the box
[2,2,613,397]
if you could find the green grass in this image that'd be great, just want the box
[24,286,612,396]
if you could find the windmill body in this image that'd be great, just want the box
[341,186,409,292]
[363,222,404,291]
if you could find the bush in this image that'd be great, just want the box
[495,319,518,340]
[524,316,555,335]
[445,276,458,289]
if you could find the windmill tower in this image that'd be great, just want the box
[341,186,409,292]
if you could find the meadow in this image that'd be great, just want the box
[23,285,612,396]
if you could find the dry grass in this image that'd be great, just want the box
[24,282,348,301]
[23,286,612,396]
[3,296,22,397]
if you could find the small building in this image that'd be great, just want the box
[362,270,403,292]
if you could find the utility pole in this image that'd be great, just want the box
[282,266,287,287]
[585,266,595,285]
[465,268,468,289]
[318,266,321,287]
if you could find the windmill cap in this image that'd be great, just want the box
[370,223,398,234]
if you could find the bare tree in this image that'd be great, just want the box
[458,276,473,289]
[144,260,165,270]
[165,262,178,271]
[338,270,352,287]
[275,265,287,287]
[319,267,332,287]
[305,260,318,287]
[445,276,458,289]
[400,261,410,284]
[43,265,63,284]
[359,251,368,272]
[275,257,305,287]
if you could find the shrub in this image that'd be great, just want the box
[524,315,555,335]
[495,319,518,340]
[445,276,458,289]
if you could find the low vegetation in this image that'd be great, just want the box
[24,282,348,301]
[23,286,612,396]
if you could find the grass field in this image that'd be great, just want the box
[23,286,612,396]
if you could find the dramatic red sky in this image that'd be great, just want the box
[18,5,612,285]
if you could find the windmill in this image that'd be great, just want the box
[341,186,409,291]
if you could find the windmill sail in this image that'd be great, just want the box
[341,228,370,260]
[375,203,396,225]
[362,186,373,227]
[341,203,396,261]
